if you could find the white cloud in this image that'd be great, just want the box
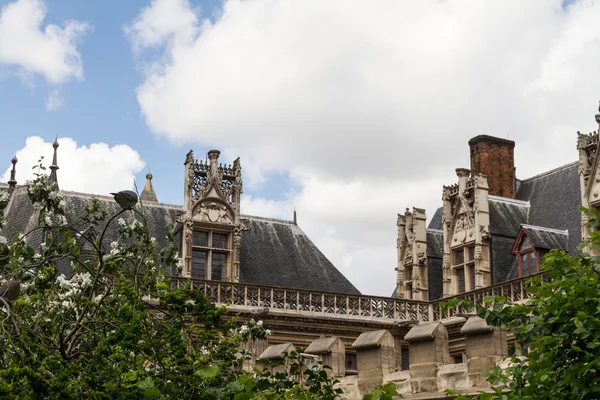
[129,0,600,295]
[1,137,145,196]
[0,0,90,84]
[45,88,62,111]
[125,0,199,52]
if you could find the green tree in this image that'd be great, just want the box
[0,161,346,399]
[446,208,600,400]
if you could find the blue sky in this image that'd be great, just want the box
[0,0,599,295]
[0,0,291,205]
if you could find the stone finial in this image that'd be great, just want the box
[140,172,158,203]
[7,155,17,190]
[49,138,59,190]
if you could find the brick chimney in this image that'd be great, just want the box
[468,135,515,198]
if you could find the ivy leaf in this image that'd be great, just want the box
[196,365,219,379]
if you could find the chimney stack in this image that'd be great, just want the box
[468,135,515,198]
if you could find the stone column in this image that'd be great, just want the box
[258,343,296,375]
[352,330,396,392]
[305,336,345,378]
[404,322,451,393]
[460,316,507,387]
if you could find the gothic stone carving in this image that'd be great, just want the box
[181,149,244,281]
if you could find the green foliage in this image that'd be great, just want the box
[0,161,393,399]
[443,207,600,400]
[363,383,402,399]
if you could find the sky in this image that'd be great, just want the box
[0,0,598,296]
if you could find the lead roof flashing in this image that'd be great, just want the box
[520,161,578,183]
[488,195,530,207]
[521,224,569,236]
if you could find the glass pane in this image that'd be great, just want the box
[401,348,409,371]
[456,268,465,293]
[454,250,464,265]
[211,252,227,281]
[522,253,530,277]
[468,247,475,262]
[519,235,532,251]
[530,252,537,274]
[191,250,207,279]
[212,233,228,249]
[193,231,209,247]
[469,264,475,290]
[346,354,357,371]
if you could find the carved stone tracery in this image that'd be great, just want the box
[577,105,600,246]
[396,207,428,300]
[181,149,244,281]
[442,169,490,297]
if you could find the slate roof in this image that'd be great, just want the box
[515,162,580,254]
[239,216,359,294]
[428,207,443,230]
[426,229,444,300]
[0,188,359,294]
[488,196,529,237]
[520,225,569,251]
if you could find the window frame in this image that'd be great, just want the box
[512,230,541,278]
[452,245,476,294]
[191,229,232,281]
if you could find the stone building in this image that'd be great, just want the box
[3,104,600,398]
[396,133,581,300]
[0,145,359,295]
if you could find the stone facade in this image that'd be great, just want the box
[441,169,491,297]
[396,207,428,299]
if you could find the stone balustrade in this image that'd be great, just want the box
[171,271,547,324]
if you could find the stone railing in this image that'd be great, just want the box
[170,278,432,322]
[172,272,548,323]
[431,271,549,320]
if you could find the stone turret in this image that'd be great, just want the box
[140,173,158,202]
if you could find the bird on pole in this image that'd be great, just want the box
[110,190,138,210]
[0,278,20,302]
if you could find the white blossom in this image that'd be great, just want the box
[0,236,7,245]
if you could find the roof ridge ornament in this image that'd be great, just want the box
[7,155,17,191]
[48,137,59,190]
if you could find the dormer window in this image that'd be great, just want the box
[512,225,568,278]
[191,230,231,280]
[516,235,538,277]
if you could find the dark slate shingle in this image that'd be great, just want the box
[521,225,568,251]
[2,190,359,294]
[239,217,359,294]
[516,162,580,254]
[426,229,444,300]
